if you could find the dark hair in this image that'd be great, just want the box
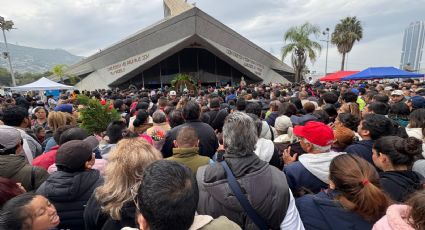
[169,109,185,128]
[182,101,200,121]
[361,114,393,140]
[312,110,330,124]
[373,136,422,166]
[236,97,246,111]
[337,113,360,131]
[2,106,29,127]
[136,102,149,111]
[365,91,378,101]
[246,113,262,137]
[389,102,410,118]
[113,99,124,110]
[58,127,89,145]
[330,154,390,221]
[289,97,303,110]
[133,110,149,127]
[52,125,73,144]
[107,120,128,144]
[407,190,425,229]
[322,104,338,121]
[209,97,220,109]
[176,127,198,147]
[278,102,297,117]
[0,177,24,207]
[341,92,358,103]
[0,193,38,230]
[409,109,425,137]
[367,102,389,115]
[373,94,389,104]
[137,160,198,230]
[245,102,262,117]
[322,92,339,104]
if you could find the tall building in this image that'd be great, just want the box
[400,21,425,73]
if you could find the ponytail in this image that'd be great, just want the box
[330,154,390,221]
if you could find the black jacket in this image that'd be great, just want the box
[379,170,423,202]
[161,120,218,158]
[296,190,373,230]
[345,140,374,165]
[84,197,137,230]
[37,169,103,230]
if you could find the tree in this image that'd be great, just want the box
[77,95,120,135]
[281,22,322,83]
[52,64,67,83]
[331,17,363,71]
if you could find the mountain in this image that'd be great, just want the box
[0,42,83,73]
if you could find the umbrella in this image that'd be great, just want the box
[320,71,359,82]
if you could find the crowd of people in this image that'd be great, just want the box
[0,78,425,230]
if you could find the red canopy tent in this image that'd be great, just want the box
[320,71,359,82]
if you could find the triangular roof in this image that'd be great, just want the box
[8,77,75,91]
[65,7,293,89]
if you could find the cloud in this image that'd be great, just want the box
[1,0,424,72]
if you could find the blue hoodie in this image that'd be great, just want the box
[296,190,373,230]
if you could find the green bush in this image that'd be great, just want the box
[77,95,120,135]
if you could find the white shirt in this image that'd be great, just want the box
[281,189,305,230]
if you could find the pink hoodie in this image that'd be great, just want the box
[373,204,414,230]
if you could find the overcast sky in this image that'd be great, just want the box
[1,0,424,74]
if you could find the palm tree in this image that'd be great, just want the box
[0,17,16,86]
[281,22,321,83]
[331,17,363,71]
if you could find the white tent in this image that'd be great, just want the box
[7,77,75,92]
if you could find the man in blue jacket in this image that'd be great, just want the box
[344,114,392,165]
[283,121,345,196]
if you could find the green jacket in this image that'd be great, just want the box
[168,147,210,174]
[0,154,48,191]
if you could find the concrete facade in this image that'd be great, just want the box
[65,6,294,90]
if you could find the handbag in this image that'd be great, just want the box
[220,161,269,230]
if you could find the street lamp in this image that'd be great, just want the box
[0,16,17,86]
[322,27,330,76]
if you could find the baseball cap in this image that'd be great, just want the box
[410,96,425,109]
[54,104,73,114]
[169,91,177,96]
[0,126,21,152]
[55,136,99,172]
[293,121,334,146]
[391,90,403,96]
[384,86,393,91]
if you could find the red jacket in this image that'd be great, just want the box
[32,145,60,170]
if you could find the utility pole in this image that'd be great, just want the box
[322,27,330,76]
[0,16,17,86]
